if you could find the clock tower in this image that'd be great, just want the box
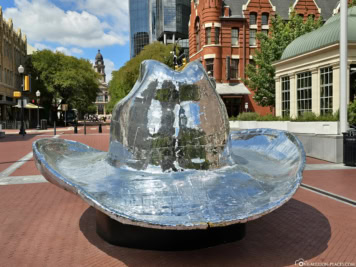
[93,49,110,118]
[94,49,106,83]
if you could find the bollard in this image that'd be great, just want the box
[99,124,102,133]
[74,124,78,134]
[84,119,86,135]
[54,121,56,136]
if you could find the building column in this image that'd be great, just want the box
[347,64,350,103]
[275,76,282,117]
[311,68,320,115]
[333,64,340,114]
[289,74,297,118]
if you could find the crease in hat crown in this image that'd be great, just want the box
[107,60,230,172]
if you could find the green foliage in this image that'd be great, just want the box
[85,104,98,115]
[348,100,356,125]
[244,11,322,108]
[107,42,175,113]
[350,0,356,7]
[232,111,338,121]
[291,111,339,122]
[26,50,99,116]
[233,112,259,121]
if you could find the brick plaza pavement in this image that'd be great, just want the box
[0,129,355,267]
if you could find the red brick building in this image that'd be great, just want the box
[189,0,342,117]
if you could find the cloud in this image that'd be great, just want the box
[33,43,83,55]
[34,43,52,50]
[104,58,115,82]
[4,0,128,48]
[70,47,84,54]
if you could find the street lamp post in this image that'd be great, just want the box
[36,90,41,130]
[18,65,26,136]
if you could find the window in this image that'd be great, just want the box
[249,59,256,67]
[308,14,315,20]
[96,95,104,102]
[215,27,220,44]
[320,67,333,114]
[195,19,200,52]
[250,12,257,25]
[206,27,211,45]
[297,72,312,115]
[98,104,104,115]
[206,59,214,77]
[262,13,269,25]
[249,29,256,46]
[230,59,239,79]
[231,28,239,46]
[262,29,269,36]
[281,76,290,117]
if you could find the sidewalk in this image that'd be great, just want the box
[0,133,355,266]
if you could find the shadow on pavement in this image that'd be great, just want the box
[0,134,50,143]
[79,199,330,266]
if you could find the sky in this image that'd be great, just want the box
[0,0,131,82]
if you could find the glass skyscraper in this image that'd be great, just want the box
[156,0,190,43]
[129,0,156,58]
[129,0,190,58]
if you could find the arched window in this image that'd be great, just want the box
[308,14,315,20]
[250,12,257,25]
[262,13,269,25]
[195,18,201,52]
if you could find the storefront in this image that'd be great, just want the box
[215,83,251,118]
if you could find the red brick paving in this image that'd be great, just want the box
[59,134,110,151]
[0,184,355,267]
[10,159,42,176]
[306,157,333,164]
[0,135,47,172]
[303,169,356,201]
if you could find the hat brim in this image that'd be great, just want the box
[33,128,305,230]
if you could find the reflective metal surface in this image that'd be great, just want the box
[33,60,305,230]
[109,60,229,171]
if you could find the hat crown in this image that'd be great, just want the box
[108,60,230,172]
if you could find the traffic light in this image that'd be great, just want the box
[23,75,31,92]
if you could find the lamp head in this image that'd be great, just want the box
[18,65,24,74]
[36,90,41,97]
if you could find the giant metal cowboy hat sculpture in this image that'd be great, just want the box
[33,60,305,250]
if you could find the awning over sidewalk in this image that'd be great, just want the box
[13,103,44,109]
[216,83,251,95]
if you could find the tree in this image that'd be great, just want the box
[26,50,99,120]
[244,12,322,109]
[107,42,175,113]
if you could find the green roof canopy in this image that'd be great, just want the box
[281,7,356,61]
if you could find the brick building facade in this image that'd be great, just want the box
[189,0,341,117]
[0,6,27,122]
